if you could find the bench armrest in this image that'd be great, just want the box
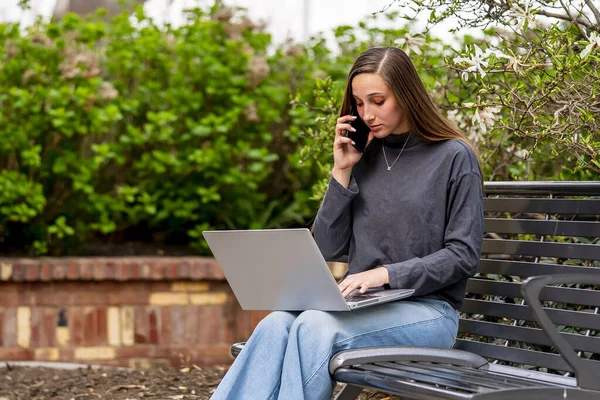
[521,272,600,391]
[230,342,246,358]
[329,346,488,375]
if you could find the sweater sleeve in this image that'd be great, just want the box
[312,174,359,260]
[383,172,484,296]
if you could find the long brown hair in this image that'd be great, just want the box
[340,46,481,170]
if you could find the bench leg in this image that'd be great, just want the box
[333,383,363,400]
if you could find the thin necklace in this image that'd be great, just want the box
[382,133,411,171]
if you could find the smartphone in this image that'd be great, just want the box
[344,108,370,152]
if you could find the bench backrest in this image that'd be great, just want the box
[457,181,600,374]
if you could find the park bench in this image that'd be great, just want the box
[231,181,600,399]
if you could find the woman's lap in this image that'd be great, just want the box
[212,296,458,400]
[265,295,458,350]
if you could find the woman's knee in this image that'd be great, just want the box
[253,311,297,336]
[289,310,340,341]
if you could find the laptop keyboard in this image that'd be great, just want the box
[345,293,379,302]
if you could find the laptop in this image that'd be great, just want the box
[202,228,415,311]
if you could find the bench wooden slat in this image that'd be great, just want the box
[483,182,600,196]
[454,340,576,371]
[482,239,600,260]
[419,362,573,388]
[455,340,600,373]
[378,362,522,390]
[458,319,600,353]
[484,218,600,237]
[366,362,492,393]
[460,299,600,331]
[335,367,474,399]
[478,259,598,278]
[484,198,600,214]
[465,279,600,307]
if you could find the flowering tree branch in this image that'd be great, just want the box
[587,0,600,24]
[380,0,600,177]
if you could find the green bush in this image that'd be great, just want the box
[0,4,325,255]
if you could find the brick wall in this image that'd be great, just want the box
[0,257,306,369]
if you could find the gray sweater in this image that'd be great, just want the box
[313,134,484,310]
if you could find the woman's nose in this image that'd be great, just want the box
[362,106,374,123]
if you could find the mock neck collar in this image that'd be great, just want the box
[382,132,421,149]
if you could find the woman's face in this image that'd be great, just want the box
[351,73,410,138]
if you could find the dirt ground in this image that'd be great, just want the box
[0,364,402,400]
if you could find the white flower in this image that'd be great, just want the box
[472,106,501,134]
[506,145,529,160]
[508,1,538,33]
[394,34,426,56]
[453,45,491,80]
[494,26,516,40]
[581,32,600,59]
[446,109,469,130]
[446,109,459,120]
[468,127,484,144]
[514,149,529,159]
[492,49,526,74]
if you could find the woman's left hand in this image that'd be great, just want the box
[338,267,390,297]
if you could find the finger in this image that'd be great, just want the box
[338,278,351,293]
[342,282,360,297]
[358,283,369,294]
[334,136,355,149]
[338,280,350,294]
[336,123,356,136]
[337,115,357,124]
[343,285,358,297]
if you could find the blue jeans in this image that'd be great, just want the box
[211,296,458,400]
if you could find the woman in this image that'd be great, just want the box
[211,46,484,400]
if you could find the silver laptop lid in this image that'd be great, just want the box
[202,229,350,311]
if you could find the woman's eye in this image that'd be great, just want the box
[374,101,385,106]
[356,103,364,107]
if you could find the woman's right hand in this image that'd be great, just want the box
[333,115,365,171]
